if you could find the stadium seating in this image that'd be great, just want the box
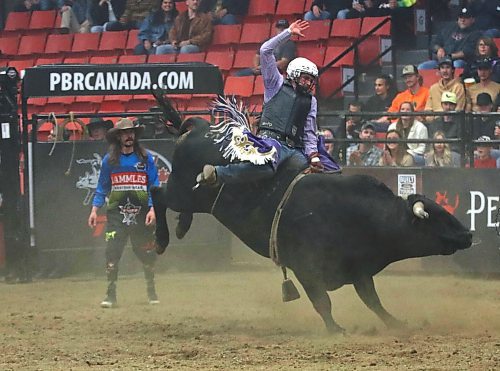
[358,17,391,66]
[147,54,177,64]
[118,55,147,64]
[36,56,64,66]
[89,56,119,64]
[225,76,255,97]
[239,22,271,45]
[28,10,57,32]
[275,0,305,16]
[247,0,277,18]
[17,34,48,57]
[212,24,242,46]
[44,33,74,56]
[71,32,101,55]
[296,43,326,67]
[125,29,140,52]
[176,52,206,63]
[3,12,31,34]
[298,20,331,43]
[205,50,235,72]
[0,34,20,56]
[98,30,128,55]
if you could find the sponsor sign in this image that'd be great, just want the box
[22,63,224,97]
[398,174,417,198]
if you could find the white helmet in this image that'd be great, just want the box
[286,57,319,80]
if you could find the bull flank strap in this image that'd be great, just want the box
[270,172,307,266]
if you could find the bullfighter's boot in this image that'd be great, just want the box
[101,263,118,308]
[144,264,159,305]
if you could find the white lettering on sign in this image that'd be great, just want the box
[466,191,499,231]
[48,71,193,92]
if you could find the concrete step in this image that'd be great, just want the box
[394,49,429,65]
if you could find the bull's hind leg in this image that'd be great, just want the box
[353,275,405,329]
[298,278,345,334]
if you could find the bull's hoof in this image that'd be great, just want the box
[326,323,346,335]
[387,318,407,330]
[175,225,188,239]
[155,232,169,255]
[155,242,167,255]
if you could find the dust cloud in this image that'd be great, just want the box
[1,254,499,370]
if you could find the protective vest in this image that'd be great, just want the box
[259,82,312,148]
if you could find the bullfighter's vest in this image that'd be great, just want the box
[259,82,312,149]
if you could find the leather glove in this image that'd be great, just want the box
[308,152,324,173]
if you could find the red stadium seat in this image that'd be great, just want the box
[275,0,305,16]
[176,52,206,63]
[68,101,97,113]
[318,68,342,98]
[98,30,128,53]
[89,56,119,64]
[36,121,54,141]
[4,12,31,32]
[240,22,271,45]
[71,32,101,54]
[298,20,331,42]
[324,46,354,67]
[28,10,57,31]
[418,69,440,88]
[100,101,125,112]
[147,54,177,63]
[247,0,276,17]
[17,34,47,56]
[232,48,258,70]
[361,16,391,36]
[125,100,153,112]
[296,43,326,67]
[8,59,35,74]
[45,33,74,55]
[36,56,64,66]
[118,55,147,64]
[224,76,255,97]
[330,18,362,39]
[0,35,20,56]
[358,17,391,66]
[64,56,89,64]
[205,50,235,71]
[47,96,75,105]
[125,29,140,51]
[103,94,134,102]
[212,24,242,46]
[493,38,500,50]
[253,75,264,96]
[304,0,313,11]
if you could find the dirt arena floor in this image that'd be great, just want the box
[1,263,499,370]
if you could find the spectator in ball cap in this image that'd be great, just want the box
[87,117,114,141]
[418,6,481,70]
[465,58,500,111]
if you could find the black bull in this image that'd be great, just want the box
[151,117,472,333]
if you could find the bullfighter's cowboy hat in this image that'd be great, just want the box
[106,118,144,142]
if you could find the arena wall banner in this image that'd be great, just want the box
[32,139,231,275]
[22,63,224,97]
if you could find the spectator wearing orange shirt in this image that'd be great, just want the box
[378,65,429,125]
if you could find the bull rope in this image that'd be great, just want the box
[270,172,307,266]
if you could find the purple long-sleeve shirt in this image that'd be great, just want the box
[260,29,319,157]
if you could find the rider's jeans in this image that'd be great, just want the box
[215,145,308,184]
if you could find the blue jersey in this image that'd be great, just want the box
[93,151,159,211]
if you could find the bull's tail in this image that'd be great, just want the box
[152,89,183,130]
[151,186,169,254]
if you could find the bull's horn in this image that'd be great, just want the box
[413,201,429,219]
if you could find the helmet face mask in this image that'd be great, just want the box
[286,57,318,94]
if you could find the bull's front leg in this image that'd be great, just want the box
[176,212,193,239]
[151,186,169,254]
[353,275,406,329]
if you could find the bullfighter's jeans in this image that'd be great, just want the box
[215,145,308,184]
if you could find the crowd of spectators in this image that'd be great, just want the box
[5,1,500,168]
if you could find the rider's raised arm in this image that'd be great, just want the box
[259,29,291,102]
